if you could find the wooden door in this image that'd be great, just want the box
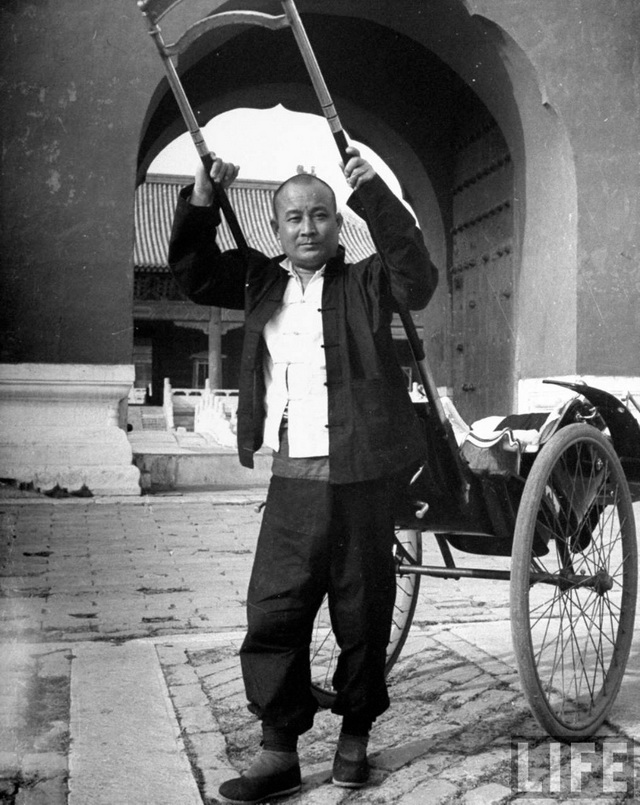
[451,113,515,424]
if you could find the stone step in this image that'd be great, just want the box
[128,405,166,431]
[133,450,272,492]
[128,427,272,492]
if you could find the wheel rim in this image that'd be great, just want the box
[310,528,421,705]
[521,432,636,733]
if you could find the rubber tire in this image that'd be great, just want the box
[510,423,637,738]
[310,528,422,708]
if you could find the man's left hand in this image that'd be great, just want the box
[342,146,376,191]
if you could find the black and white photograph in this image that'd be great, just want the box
[1,2,639,803]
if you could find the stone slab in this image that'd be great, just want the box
[133,451,272,490]
[68,641,202,805]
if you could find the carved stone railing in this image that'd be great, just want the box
[162,378,239,445]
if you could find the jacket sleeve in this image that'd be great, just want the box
[347,175,438,311]
[168,185,268,310]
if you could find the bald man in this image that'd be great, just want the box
[169,147,438,804]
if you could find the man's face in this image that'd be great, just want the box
[271,180,343,271]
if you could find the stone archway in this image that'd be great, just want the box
[137,0,577,421]
[3,0,637,497]
[467,14,578,414]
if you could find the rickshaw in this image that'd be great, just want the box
[139,0,640,740]
[310,379,640,739]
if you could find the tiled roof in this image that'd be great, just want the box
[134,174,376,270]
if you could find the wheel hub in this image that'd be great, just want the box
[592,568,614,595]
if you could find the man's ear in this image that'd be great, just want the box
[270,218,280,239]
[336,212,344,231]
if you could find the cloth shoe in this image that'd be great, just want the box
[331,733,370,788]
[332,751,369,788]
[218,763,301,804]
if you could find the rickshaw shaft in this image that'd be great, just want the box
[398,565,511,582]
[398,565,609,591]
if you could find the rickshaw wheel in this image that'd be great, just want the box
[310,528,422,708]
[511,423,637,738]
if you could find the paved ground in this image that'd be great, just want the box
[2,488,640,804]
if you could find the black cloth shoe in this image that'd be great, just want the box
[331,750,370,788]
[218,764,301,804]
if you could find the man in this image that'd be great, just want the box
[169,147,438,804]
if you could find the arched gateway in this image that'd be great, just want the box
[1,0,638,494]
[137,0,577,425]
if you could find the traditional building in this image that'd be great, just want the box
[1,0,638,494]
[132,174,419,404]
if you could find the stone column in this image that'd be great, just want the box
[0,3,152,497]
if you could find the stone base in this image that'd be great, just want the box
[0,364,141,496]
[133,451,272,492]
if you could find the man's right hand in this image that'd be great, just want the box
[190,156,240,207]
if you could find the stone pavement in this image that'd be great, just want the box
[2,489,640,804]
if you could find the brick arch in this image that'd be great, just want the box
[137,1,576,416]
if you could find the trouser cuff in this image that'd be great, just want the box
[262,726,299,752]
[341,714,374,737]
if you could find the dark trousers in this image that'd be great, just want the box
[239,475,397,735]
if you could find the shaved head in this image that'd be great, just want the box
[272,173,337,220]
[269,172,343,270]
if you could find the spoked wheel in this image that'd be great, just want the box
[310,528,422,708]
[511,423,637,738]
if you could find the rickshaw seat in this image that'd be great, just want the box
[439,395,580,477]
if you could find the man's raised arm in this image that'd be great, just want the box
[342,146,438,311]
[168,156,266,309]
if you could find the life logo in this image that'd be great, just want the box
[511,739,637,798]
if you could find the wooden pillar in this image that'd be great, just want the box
[208,307,222,388]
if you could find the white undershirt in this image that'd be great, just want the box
[262,259,329,457]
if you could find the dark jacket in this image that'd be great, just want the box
[168,174,438,483]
